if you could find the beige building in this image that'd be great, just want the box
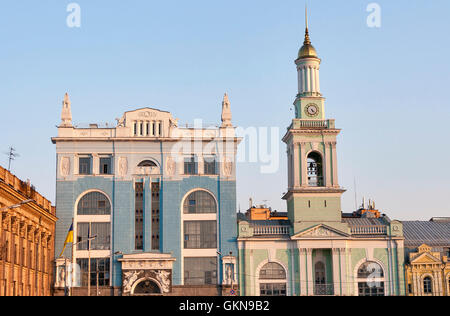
[0,166,57,296]
[403,219,450,296]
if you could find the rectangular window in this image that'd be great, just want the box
[184,221,217,249]
[135,183,144,250]
[184,156,197,175]
[77,223,111,251]
[99,157,112,175]
[260,284,287,296]
[151,183,160,250]
[76,258,110,287]
[184,257,217,286]
[203,157,217,175]
[79,157,92,175]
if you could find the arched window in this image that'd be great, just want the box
[423,276,433,294]
[183,191,216,214]
[138,160,157,167]
[77,192,111,215]
[357,261,384,278]
[259,262,287,296]
[307,152,324,187]
[133,279,161,296]
[357,261,385,296]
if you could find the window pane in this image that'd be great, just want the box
[99,157,112,175]
[184,157,197,175]
[259,262,286,280]
[184,221,217,249]
[79,158,91,175]
[76,258,110,287]
[77,192,111,215]
[183,191,216,214]
[184,257,217,286]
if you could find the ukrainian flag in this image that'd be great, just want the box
[59,223,74,257]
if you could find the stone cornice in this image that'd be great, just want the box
[283,187,346,200]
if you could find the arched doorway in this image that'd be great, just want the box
[133,279,162,296]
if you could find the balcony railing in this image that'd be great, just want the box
[253,225,290,236]
[288,119,336,131]
[350,226,387,235]
[314,284,334,296]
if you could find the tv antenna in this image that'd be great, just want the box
[5,147,19,171]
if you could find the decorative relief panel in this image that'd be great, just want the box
[118,157,128,177]
[60,157,70,177]
[166,156,176,176]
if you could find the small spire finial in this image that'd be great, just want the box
[221,93,232,128]
[61,92,73,127]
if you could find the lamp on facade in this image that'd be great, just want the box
[0,199,34,212]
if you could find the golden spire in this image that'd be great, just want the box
[297,4,318,59]
[304,5,311,45]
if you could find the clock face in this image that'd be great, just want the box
[305,104,319,117]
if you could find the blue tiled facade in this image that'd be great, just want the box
[53,107,240,292]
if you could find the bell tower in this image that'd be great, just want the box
[283,11,348,234]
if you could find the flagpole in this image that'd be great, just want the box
[88,221,91,297]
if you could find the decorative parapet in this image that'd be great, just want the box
[287,119,336,131]
[0,166,55,216]
[350,225,387,235]
[238,221,291,237]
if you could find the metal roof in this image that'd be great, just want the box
[402,221,450,247]
[342,217,388,227]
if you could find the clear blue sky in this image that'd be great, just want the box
[1,0,449,220]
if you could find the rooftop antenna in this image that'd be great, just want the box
[5,147,19,171]
[354,177,358,210]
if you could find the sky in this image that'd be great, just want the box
[0,0,449,220]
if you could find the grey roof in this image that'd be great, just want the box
[342,217,388,227]
[402,221,450,247]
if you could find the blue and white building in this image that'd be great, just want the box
[53,93,240,296]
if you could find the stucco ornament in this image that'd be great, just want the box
[123,271,141,294]
[166,156,176,176]
[118,157,128,177]
[155,270,171,293]
[60,157,70,177]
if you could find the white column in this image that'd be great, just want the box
[197,155,204,175]
[316,67,321,94]
[298,67,302,95]
[299,247,307,296]
[339,248,347,296]
[332,249,340,296]
[331,142,339,187]
[324,143,331,187]
[307,249,314,296]
[293,143,300,188]
[306,67,311,93]
[300,143,308,187]
[301,68,306,94]
[92,154,99,175]
[311,66,316,93]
